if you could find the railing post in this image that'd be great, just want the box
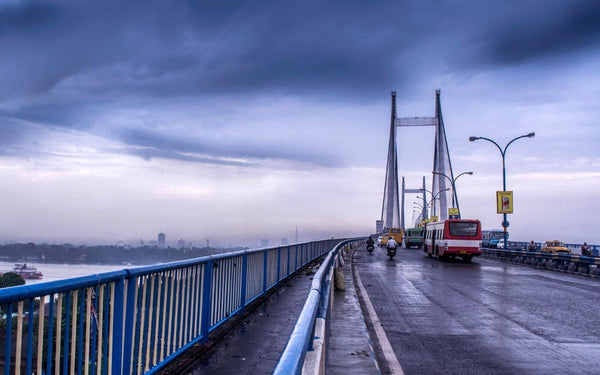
[277,247,281,282]
[46,295,55,375]
[111,278,125,375]
[77,289,85,373]
[200,261,213,342]
[122,274,137,375]
[91,286,98,375]
[287,246,291,277]
[26,299,34,375]
[240,252,248,313]
[3,304,12,375]
[63,292,72,375]
[263,250,268,294]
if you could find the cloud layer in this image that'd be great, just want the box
[1,1,599,244]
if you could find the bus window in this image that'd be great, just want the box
[448,222,479,237]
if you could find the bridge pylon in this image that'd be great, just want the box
[382,90,456,230]
[380,91,400,232]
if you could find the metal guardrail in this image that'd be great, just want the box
[482,247,600,276]
[490,241,599,256]
[273,238,364,375]
[0,239,339,375]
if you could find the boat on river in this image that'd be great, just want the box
[12,263,43,279]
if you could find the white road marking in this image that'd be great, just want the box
[353,262,405,375]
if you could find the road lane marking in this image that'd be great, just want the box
[352,260,405,375]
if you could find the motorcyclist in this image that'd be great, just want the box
[366,237,375,247]
[581,242,591,256]
[387,237,398,250]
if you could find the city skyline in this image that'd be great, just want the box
[1,1,599,245]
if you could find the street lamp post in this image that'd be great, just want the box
[419,188,450,219]
[412,208,423,227]
[432,171,473,218]
[469,132,535,249]
[413,202,425,219]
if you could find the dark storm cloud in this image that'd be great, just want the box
[488,2,600,65]
[117,128,339,167]
[0,0,406,101]
[2,0,599,165]
[3,1,599,100]
[2,103,83,128]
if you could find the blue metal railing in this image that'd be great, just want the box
[488,241,598,256]
[0,239,339,375]
[273,238,363,375]
[482,247,600,275]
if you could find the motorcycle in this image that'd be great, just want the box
[386,245,396,259]
[367,243,374,254]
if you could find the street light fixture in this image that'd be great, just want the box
[469,132,535,249]
[419,188,450,218]
[432,171,473,218]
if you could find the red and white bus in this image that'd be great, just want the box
[423,219,482,261]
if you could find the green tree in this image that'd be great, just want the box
[0,272,25,288]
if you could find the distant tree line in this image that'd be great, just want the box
[0,243,248,265]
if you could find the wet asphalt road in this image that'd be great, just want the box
[355,245,600,374]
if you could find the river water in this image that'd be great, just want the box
[0,261,149,285]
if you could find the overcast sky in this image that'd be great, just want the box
[1,0,599,247]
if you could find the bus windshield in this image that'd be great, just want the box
[448,222,479,237]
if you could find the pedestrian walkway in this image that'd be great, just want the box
[160,246,378,374]
[159,266,316,374]
[328,246,380,374]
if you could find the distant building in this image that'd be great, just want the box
[149,240,157,247]
[158,233,166,248]
[281,238,289,245]
[139,239,145,247]
[376,220,383,234]
[177,239,185,249]
[260,239,269,248]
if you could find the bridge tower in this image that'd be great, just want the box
[380,91,400,231]
[382,90,456,229]
[430,89,455,222]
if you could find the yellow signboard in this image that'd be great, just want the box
[448,208,459,218]
[431,216,439,222]
[496,191,513,214]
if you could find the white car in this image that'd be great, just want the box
[376,236,383,246]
